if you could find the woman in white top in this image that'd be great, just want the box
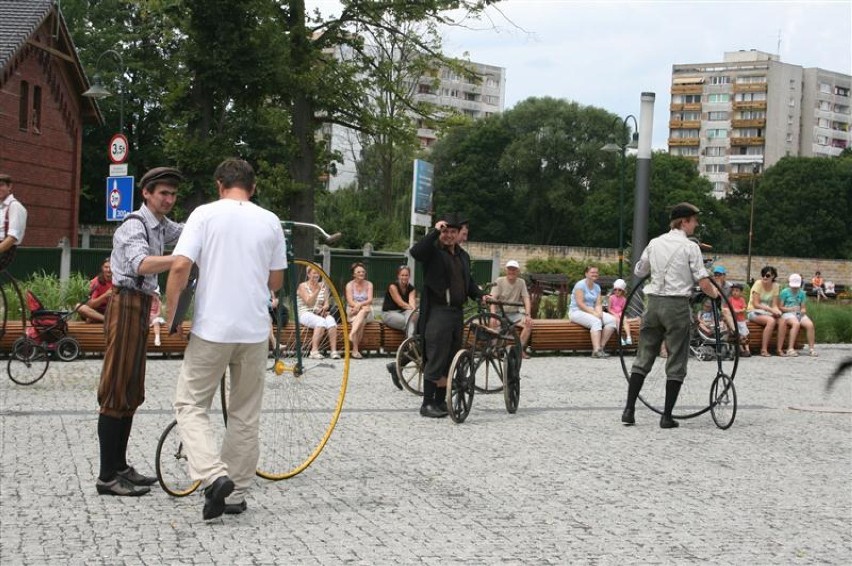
[345,262,374,359]
[568,265,617,358]
[297,266,340,359]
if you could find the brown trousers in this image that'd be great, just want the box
[97,288,152,418]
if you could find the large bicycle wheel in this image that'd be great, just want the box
[503,345,521,414]
[710,373,737,430]
[464,312,512,394]
[8,338,49,385]
[618,276,739,421]
[447,349,475,424]
[396,336,424,396]
[0,282,8,343]
[155,420,202,497]
[257,259,349,480]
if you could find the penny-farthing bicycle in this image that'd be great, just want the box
[618,276,738,429]
[155,222,350,496]
[1,268,51,385]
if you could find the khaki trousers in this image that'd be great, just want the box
[174,336,266,493]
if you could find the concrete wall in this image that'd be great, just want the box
[466,241,852,286]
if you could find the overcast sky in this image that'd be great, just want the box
[310,0,852,149]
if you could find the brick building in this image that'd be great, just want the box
[0,0,101,247]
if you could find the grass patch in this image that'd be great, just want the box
[807,302,852,343]
[2,271,91,319]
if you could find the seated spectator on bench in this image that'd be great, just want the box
[491,260,533,359]
[824,280,836,297]
[346,262,374,359]
[297,266,340,360]
[77,258,113,323]
[747,265,782,357]
[778,273,817,357]
[811,271,828,302]
[381,265,418,339]
[728,283,750,357]
[568,265,617,359]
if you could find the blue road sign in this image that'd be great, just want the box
[106,176,134,221]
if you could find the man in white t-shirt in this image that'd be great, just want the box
[491,260,533,358]
[0,173,28,268]
[166,159,287,520]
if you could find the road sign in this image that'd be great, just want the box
[108,133,129,164]
[109,164,128,176]
[106,176,134,221]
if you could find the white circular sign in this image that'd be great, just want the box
[109,133,129,164]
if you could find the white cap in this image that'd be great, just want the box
[505,260,520,270]
[613,279,627,290]
[789,273,802,287]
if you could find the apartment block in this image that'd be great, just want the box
[668,50,851,197]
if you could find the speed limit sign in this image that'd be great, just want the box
[108,133,129,164]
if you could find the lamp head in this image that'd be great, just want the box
[82,76,112,99]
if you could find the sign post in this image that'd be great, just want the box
[408,159,435,279]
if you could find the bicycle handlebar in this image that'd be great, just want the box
[282,221,342,245]
[485,298,525,308]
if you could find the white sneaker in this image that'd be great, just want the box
[620,338,627,346]
[625,337,633,345]
[309,351,324,360]
[154,337,161,347]
[330,351,341,359]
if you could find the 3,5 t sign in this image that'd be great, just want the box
[109,133,129,164]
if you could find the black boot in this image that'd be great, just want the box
[660,380,682,429]
[622,373,645,425]
[386,362,402,390]
[436,386,447,414]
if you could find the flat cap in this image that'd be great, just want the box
[139,167,184,189]
[440,212,467,229]
[670,202,700,221]
[0,173,11,183]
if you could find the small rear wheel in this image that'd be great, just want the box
[503,346,521,414]
[8,338,49,385]
[155,420,202,497]
[710,373,737,430]
[56,337,81,362]
[447,350,475,423]
[396,336,424,396]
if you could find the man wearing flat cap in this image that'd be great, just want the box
[96,166,184,496]
[622,201,718,429]
[410,213,486,418]
[0,173,28,270]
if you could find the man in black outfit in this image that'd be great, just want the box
[410,213,486,417]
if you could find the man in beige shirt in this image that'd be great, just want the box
[491,260,533,358]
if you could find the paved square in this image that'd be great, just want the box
[1,345,850,564]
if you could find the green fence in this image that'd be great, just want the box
[10,247,493,299]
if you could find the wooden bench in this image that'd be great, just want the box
[0,321,191,355]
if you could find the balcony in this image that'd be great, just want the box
[729,171,759,182]
[671,84,704,95]
[670,103,684,111]
[733,101,767,110]
[669,120,701,129]
[669,137,700,146]
[730,136,765,146]
[732,119,766,128]
[733,83,768,93]
[729,154,763,164]
[683,103,702,111]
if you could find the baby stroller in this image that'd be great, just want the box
[689,306,735,362]
[15,290,82,361]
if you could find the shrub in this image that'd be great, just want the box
[808,302,852,343]
[2,271,92,319]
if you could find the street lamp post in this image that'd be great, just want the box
[82,49,125,132]
[601,115,639,278]
[745,162,761,285]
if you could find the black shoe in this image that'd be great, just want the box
[386,362,403,390]
[660,415,680,429]
[203,476,235,520]
[96,476,151,497]
[436,401,448,414]
[224,500,247,515]
[116,466,158,486]
[621,408,635,425]
[419,402,448,418]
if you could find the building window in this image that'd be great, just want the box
[818,101,832,111]
[786,133,794,143]
[19,81,29,130]
[709,76,730,85]
[707,111,729,121]
[707,93,730,103]
[735,92,767,102]
[705,164,727,173]
[713,181,727,193]
[816,135,829,145]
[32,85,42,134]
[672,129,699,139]
[834,86,850,97]
[706,128,727,139]
[819,82,832,93]
[735,75,767,84]
[464,92,477,102]
[671,146,699,156]
[684,94,701,104]
[706,146,726,157]
[737,110,765,120]
[788,98,796,107]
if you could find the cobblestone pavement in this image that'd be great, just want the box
[1,345,850,565]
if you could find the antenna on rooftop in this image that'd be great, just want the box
[777,29,782,58]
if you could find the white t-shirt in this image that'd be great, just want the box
[173,199,287,343]
[0,195,27,245]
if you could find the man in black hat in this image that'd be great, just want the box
[95,166,184,496]
[410,213,486,417]
[0,173,28,270]
[621,202,719,429]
